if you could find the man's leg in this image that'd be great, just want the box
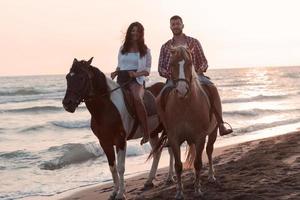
[198,74,233,136]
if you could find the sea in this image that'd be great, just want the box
[0,66,300,200]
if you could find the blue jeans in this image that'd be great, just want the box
[198,74,214,85]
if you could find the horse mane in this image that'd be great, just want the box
[90,66,109,95]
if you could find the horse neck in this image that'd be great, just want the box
[85,76,112,117]
[188,75,207,101]
[85,96,108,117]
[85,77,120,118]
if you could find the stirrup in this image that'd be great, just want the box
[223,122,233,130]
[219,122,233,136]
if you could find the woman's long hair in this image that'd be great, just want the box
[121,22,148,57]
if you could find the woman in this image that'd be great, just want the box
[111,22,151,145]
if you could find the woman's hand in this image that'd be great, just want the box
[128,71,137,78]
[128,71,149,78]
[111,71,118,80]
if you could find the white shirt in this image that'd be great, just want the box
[118,52,139,71]
[117,46,152,85]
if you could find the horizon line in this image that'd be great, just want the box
[1,65,299,78]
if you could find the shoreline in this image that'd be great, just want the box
[55,130,300,200]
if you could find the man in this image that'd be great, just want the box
[158,15,232,136]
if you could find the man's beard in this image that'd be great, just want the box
[172,29,182,36]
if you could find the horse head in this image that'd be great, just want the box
[169,46,193,98]
[62,57,108,113]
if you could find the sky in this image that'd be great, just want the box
[0,0,299,76]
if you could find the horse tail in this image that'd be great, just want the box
[183,144,196,169]
[147,129,168,161]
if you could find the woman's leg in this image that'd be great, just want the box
[128,82,149,145]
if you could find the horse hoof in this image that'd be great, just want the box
[194,189,203,198]
[115,194,126,200]
[165,177,176,185]
[108,191,117,200]
[143,181,154,190]
[175,191,184,200]
[108,194,117,200]
[208,176,216,183]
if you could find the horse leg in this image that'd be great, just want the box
[207,128,218,182]
[101,142,119,200]
[144,135,161,188]
[166,146,175,184]
[194,138,206,197]
[115,141,127,200]
[170,141,184,200]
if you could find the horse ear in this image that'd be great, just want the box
[73,58,78,63]
[87,57,94,65]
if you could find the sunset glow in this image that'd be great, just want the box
[0,0,299,76]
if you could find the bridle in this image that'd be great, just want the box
[172,77,191,98]
[171,57,193,98]
[67,66,132,103]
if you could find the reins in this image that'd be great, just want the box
[82,78,133,103]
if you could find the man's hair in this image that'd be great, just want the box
[170,15,183,23]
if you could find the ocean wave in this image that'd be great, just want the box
[0,150,39,160]
[39,142,152,170]
[0,91,65,104]
[219,82,259,87]
[20,125,46,133]
[39,142,103,170]
[224,108,300,117]
[1,105,86,114]
[51,120,90,129]
[234,117,300,134]
[0,88,46,96]
[282,72,300,79]
[2,106,63,113]
[126,143,151,157]
[222,94,288,103]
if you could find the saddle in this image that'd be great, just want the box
[122,88,157,118]
[116,70,158,139]
[122,87,157,140]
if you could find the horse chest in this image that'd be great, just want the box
[87,100,124,140]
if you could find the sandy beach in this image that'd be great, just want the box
[60,131,300,200]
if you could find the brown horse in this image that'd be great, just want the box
[155,46,218,199]
[62,58,170,200]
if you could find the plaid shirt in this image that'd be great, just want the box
[158,35,208,79]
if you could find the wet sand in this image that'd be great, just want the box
[61,131,300,200]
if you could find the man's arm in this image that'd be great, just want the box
[193,39,208,73]
[158,45,169,79]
